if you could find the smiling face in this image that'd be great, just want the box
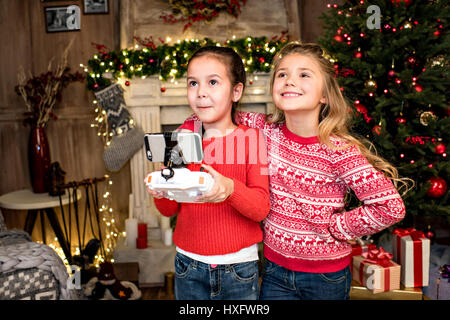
[272,53,327,117]
[187,55,243,127]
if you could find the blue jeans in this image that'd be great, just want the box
[259,259,351,300]
[174,252,259,300]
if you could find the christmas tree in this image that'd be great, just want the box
[318,0,449,226]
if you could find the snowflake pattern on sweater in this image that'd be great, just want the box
[237,112,405,272]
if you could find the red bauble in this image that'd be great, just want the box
[353,51,362,59]
[434,143,446,154]
[426,177,447,198]
[388,70,396,78]
[125,81,130,86]
[407,55,417,67]
[160,87,166,93]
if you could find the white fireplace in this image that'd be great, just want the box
[122,74,274,228]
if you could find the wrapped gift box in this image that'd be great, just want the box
[350,240,377,273]
[392,228,430,287]
[351,241,377,256]
[352,247,401,294]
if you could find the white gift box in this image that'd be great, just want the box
[393,230,430,288]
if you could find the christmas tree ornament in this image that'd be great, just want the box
[94,83,144,172]
[419,111,437,126]
[434,143,446,155]
[372,124,382,135]
[426,177,447,198]
[407,55,418,67]
[160,87,166,93]
[354,102,368,114]
[428,55,445,68]
[424,225,436,244]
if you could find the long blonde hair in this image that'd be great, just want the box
[267,42,413,194]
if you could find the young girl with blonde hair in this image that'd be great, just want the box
[183,41,409,300]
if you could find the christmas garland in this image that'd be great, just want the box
[85,35,287,91]
[161,0,247,30]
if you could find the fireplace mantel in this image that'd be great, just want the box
[123,73,274,228]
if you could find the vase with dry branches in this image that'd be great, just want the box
[14,41,84,193]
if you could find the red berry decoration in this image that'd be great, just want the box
[372,125,382,135]
[355,103,367,114]
[434,142,446,154]
[388,70,396,78]
[353,51,362,59]
[426,177,447,198]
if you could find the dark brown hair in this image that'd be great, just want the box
[188,46,246,124]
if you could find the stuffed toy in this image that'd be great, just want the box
[94,83,144,172]
[84,262,141,300]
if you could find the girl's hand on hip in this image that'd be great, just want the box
[196,164,234,203]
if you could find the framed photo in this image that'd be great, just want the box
[45,5,81,33]
[83,0,109,14]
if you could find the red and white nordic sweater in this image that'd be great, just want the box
[237,112,405,273]
[183,112,406,273]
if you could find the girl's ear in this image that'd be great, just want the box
[232,82,244,102]
[320,96,327,105]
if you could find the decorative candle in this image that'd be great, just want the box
[125,218,138,248]
[136,237,147,249]
[138,223,147,240]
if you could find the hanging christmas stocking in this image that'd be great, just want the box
[94,83,144,172]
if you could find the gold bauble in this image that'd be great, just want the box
[429,55,445,68]
[419,111,437,126]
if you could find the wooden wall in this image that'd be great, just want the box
[0,0,333,246]
[0,0,130,244]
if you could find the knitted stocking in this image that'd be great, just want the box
[94,83,144,172]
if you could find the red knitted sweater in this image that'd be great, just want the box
[153,123,271,255]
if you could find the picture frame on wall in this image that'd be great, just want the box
[45,5,81,33]
[84,0,109,14]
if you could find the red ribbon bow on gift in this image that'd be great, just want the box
[393,228,425,241]
[362,247,393,267]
